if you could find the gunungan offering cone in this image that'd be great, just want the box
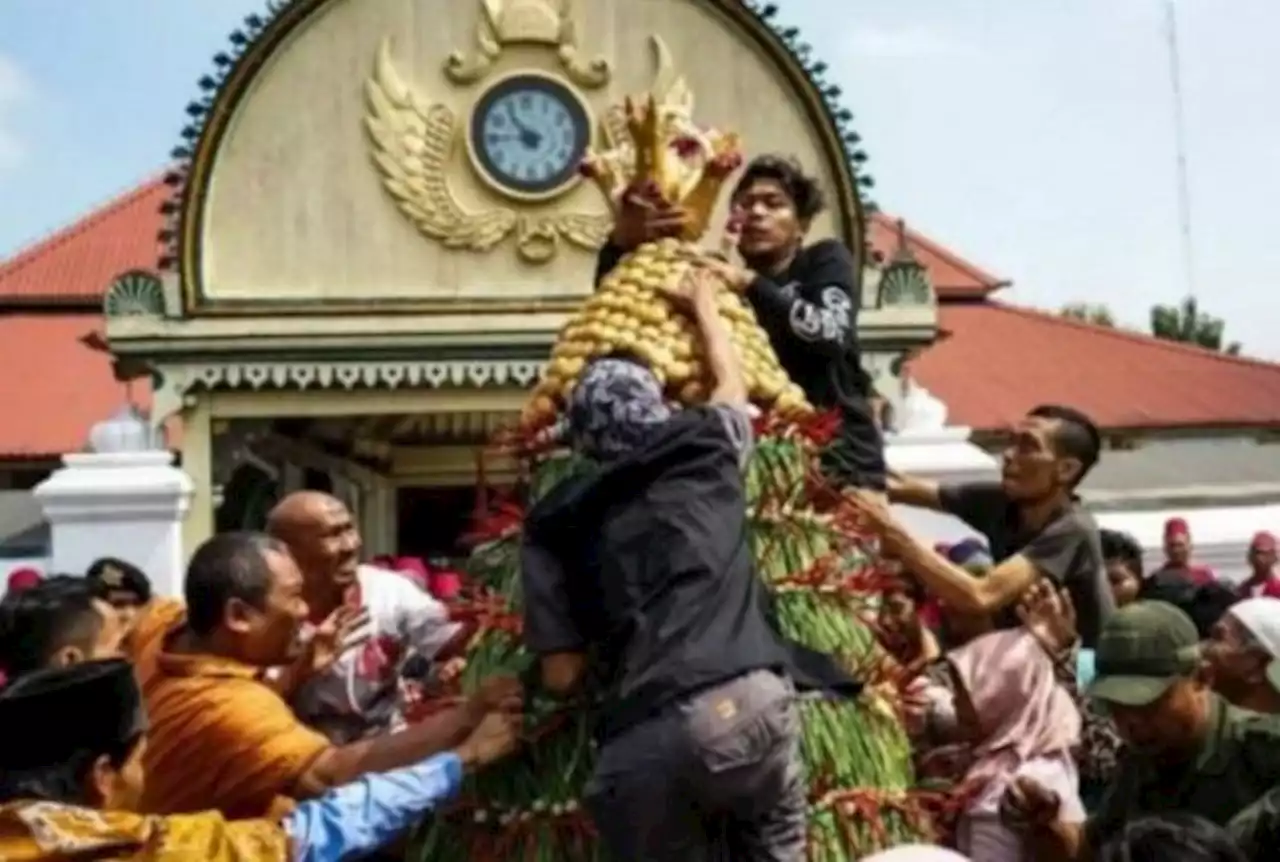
[518,94,813,433]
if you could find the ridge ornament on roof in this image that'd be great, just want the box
[157,0,876,279]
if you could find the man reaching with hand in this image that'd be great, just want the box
[521,270,858,861]
[1000,600,1280,860]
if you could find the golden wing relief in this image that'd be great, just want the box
[364,39,516,252]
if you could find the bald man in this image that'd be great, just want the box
[267,492,467,743]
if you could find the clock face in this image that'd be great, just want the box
[469,74,591,199]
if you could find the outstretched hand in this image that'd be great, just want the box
[611,181,688,250]
[306,604,371,676]
[1000,776,1063,831]
[677,249,753,292]
[1017,579,1079,657]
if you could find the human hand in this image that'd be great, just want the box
[438,656,467,684]
[678,250,753,292]
[610,181,688,250]
[664,266,721,312]
[466,675,523,722]
[455,711,523,770]
[306,605,371,676]
[1017,580,1078,657]
[999,776,1062,831]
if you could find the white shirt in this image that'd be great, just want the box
[293,565,463,743]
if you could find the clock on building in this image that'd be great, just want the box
[467,72,592,201]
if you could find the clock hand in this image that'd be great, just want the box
[505,104,542,149]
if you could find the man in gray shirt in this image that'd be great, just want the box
[853,404,1114,647]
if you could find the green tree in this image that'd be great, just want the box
[1059,303,1116,327]
[1150,296,1241,355]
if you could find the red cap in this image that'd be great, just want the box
[1164,517,1190,539]
[1252,531,1277,553]
[6,568,41,593]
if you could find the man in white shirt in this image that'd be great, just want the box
[267,492,467,743]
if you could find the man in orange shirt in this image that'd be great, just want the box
[131,531,519,820]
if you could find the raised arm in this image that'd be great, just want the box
[886,471,944,510]
[744,239,857,360]
[284,713,519,862]
[296,676,520,796]
[688,275,747,407]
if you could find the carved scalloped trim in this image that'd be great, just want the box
[150,359,545,424]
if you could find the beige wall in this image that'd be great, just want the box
[196,0,842,306]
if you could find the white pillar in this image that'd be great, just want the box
[884,381,1000,544]
[33,407,194,597]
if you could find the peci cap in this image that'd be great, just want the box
[85,557,152,604]
[0,659,147,771]
[1088,601,1201,707]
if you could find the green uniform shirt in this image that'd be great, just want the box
[1086,695,1280,852]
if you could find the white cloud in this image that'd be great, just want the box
[845,25,979,61]
[0,54,31,172]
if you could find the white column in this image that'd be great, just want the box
[34,407,194,597]
[884,381,1000,544]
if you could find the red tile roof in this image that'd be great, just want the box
[0,313,154,459]
[0,178,168,304]
[0,180,1005,304]
[912,302,1280,432]
[867,212,1007,299]
[1,178,1278,450]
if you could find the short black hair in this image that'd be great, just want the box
[85,557,152,604]
[0,735,140,806]
[731,154,826,224]
[1097,814,1247,862]
[1028,404,1102,487]
[0,575,104,678]
[184,532,287,636]
[1100,529,1144,578]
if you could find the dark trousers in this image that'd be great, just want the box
[584,670,806,862]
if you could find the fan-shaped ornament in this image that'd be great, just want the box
[104,271,166,318]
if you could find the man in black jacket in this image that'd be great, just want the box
[521,271,842,862]
[595,155,884,492]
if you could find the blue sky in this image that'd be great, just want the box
[1,0,1276,357]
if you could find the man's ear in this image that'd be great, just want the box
[1057,457,1083,488]
[50,645,85,668]
[85,753,115,808]
[223,598,256,635]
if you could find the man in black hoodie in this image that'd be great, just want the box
[595,155,884,492]
[521,270,856,862]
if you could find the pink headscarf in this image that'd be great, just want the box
[947,629,1080,798]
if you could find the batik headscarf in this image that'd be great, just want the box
[567,358,672,461]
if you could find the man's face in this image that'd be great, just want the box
[1000,416,1075,501]
[1105,559,1141,607]
[103,590,144,632]
[1249,545,1277,574]
[1106,679,1205,756]
[234,550,309,666]
[1203,614,1268,699]
[732,177,804,260]
[1165,534,1191,566]
[293,499,362,591]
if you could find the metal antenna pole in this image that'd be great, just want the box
[1163,0,1197,301]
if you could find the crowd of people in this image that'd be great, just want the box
[1,154,1279,861]
[857,428,1280,860]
